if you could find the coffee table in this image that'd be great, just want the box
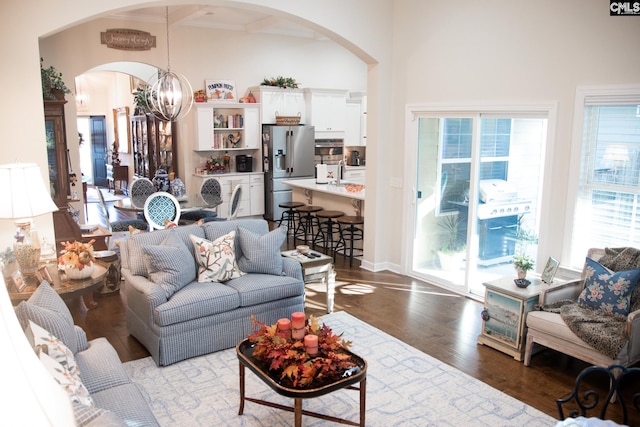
[281,250,335,313]
[236,339,367,426]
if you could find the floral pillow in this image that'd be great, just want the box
[190,231,244,283]
[577,257,640,316]
[25,320,80,378]
[39,351,93,407]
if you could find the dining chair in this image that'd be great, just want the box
[96,187,148,234]
[143,192,181,231]
[180,177,222,223]
[228,184,242,220]
[129,178,155,206]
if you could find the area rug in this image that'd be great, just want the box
[85,187,125,203]
[122,311,555,426]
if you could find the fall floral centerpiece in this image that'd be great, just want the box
[58,239,96,280]
[247,314,360,388]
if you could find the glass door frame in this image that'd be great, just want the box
[402,103,558,298]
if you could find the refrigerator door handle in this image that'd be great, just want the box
[289,130,295,174]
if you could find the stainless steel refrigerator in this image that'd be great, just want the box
[262,124,315,221]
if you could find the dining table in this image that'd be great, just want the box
[114,193,222,213]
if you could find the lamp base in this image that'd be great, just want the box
[15,243,40,275]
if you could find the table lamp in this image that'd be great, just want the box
[0,163,58,275]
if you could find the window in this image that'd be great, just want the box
[569,91,640,266]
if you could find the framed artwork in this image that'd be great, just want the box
[541,257,559,284]
[130,76,147,94]
[205,80,236,102]
[113,107,131,153]
[12,270,26,292]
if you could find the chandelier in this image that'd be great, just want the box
[147,7,193,122]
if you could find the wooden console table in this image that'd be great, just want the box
[106,164,128,195]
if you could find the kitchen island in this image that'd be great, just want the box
[283,178,364,217]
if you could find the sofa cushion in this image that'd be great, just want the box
[203,219,269,261]
[143,232,196,299]
[126,224,203,276]
[237,226,286,275]
[25,320,80,378]
[39,351,94,407]
[577,257,640,316]
[72,402,126,427]
[153,281,241,326]
[74,337,132,395]
[15,281,79,354]
[224,273,305,307]
[91,383,160,427]
[190,231,244,283]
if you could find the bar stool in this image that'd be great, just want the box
[277,201,304,244]
[312,210,345,256]
[334,216,364,267]
[294,205,324,244]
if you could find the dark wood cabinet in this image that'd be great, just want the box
[44,100,70,208]
[130,114,177,179]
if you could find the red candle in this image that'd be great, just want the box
[291,312,306,340]
[277,318,291,335]
[304,334,318,356]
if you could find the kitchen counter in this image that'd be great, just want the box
[283,178,365,201]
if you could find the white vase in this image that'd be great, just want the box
[65,262,94,280]
[516,268,527,279]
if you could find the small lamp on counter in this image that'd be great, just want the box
[0,163,58,275]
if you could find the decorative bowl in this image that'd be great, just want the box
[344,184,365,193]
[296,245,310,254]
[514,278,531,288]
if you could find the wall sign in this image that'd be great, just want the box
[100,29,156,51]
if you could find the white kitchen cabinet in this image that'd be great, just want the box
[246,86,305,125]
[191,172,264,218]
[194,103,260,151]
[345,93,367,146]
[344,168,366,183]
[304,88,348,137]
[249,174,265,216]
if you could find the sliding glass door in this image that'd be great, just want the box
[409,112,548,297]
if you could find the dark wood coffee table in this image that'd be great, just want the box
[236,339,367,426]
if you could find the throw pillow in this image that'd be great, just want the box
[128,225,146,235]
[14,281,79,354]
[237,226,286,275]
[577,257,640,316]
[25,320,80,378]
[39,351,93,407]
[142,232,196,298]
[190,231,244,283]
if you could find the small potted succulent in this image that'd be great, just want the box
[513,254,534,279]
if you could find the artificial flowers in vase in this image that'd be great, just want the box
[59,239,96,280]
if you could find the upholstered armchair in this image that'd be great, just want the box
[525,248,640,368]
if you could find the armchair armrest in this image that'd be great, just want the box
[538,279,584,305]
[626,309,640,364]
[282,257,304,282]
[122,268,168,325]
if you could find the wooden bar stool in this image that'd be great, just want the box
[277,201,305,244]
[312,210,345,256]
[294,205,323,244]
[334,216,364,267]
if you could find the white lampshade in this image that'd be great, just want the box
[0,163,58,220]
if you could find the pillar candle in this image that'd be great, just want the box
[304,334,318,356]
[291,312,306,340]
[277,318,291,337]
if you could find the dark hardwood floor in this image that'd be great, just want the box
[70,187,630,424]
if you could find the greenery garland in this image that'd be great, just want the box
[261,76,299,89]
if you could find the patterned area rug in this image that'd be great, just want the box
[122,311,555,426]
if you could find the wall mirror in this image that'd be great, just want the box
[113,106,131,153]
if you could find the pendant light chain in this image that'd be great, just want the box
[165,6,171,73]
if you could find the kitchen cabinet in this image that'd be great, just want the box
[130,114,177,179]
[194,103,260,151]
[44,100,70,207]
[246,86,305,125]
[192,172,264,217]
[304,88,348,138]
[344,168,366,183]
[345,93,367,146]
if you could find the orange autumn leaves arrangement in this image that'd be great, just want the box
[58,239,95,270]
[247,314,357,388]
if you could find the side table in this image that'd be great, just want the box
[477,273,566,361]
[282,250,335,313]
[9,262,108,309]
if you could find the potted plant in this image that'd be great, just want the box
[133,86,151,115]
[513,254,534,279]
[436,214,466,271]
[40,58,72,100]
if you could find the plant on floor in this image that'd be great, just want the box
[437,214,465,254]
[247,314,358,388]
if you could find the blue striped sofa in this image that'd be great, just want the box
[120,219,305,366]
